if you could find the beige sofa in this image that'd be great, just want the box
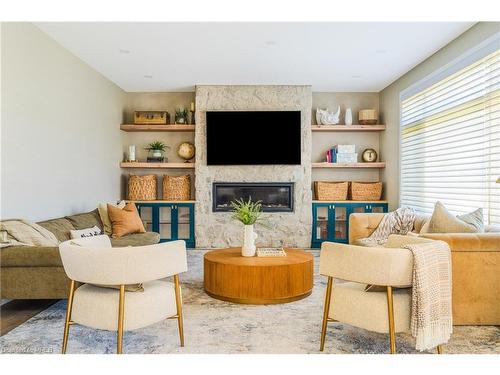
[348,213,500,325]
[1,209,160,299]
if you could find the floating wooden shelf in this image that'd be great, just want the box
[120,124,195,132]
[311,125,385,132]
[312,162,386,169]
[120,162,195,169]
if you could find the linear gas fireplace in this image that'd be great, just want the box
[213,182,294,212]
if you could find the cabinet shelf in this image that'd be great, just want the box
[120,124,195,132]
[311,125,385,132]
[120,162,195,169]
[312,162,385,169]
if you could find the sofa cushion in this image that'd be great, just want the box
[66,209,103,231]
[428,201,480,233]
[1,246,62,267]
[37,218,75,242]
[110,232,160,247]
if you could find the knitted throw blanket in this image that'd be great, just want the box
[403,241,453,351]
[0,219,59,248]
[357,207,416,247]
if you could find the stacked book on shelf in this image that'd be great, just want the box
[325,144,357,164]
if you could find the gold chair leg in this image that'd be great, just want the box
[117,285,125,354]
[437,345,443,354]
[174,275,184,347]
[62,280,76,354]
[386,286,396,354]
[320,276,333,351]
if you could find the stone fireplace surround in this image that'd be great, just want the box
[195,85,312,248]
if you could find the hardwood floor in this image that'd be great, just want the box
[1,299,59,336]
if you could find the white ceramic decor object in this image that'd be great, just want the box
[242,225,258,257]
[317,106,340,125]
[345,108,353,126]
[128,145,136,162]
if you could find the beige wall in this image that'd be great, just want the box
[379,22,499,210]
[312,93,381,189]
[122,92,196,198]
[1,23,126,221]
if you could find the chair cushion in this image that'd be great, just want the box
[329,282,411,334]
[37,218,75,242]
[110,232,160,247]
[71,280,178,331]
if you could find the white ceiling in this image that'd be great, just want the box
[36,22,474,92]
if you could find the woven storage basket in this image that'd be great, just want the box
[314,181,349,201]
[163,174,191,201]
[128,174,157,201]
[351,182,382,201]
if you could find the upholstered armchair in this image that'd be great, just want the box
[59,235,188,354]
[319,237,443,354]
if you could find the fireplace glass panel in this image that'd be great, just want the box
[213,183,294,212]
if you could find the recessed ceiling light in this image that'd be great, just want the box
[119,49,130,54]
[143,75,153,79]
[351,75,361,79]
[264,40,277,46]
[375,49,387,54]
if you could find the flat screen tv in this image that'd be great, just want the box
[206,111,301,165]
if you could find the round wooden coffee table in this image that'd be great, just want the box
[203,248,313,304]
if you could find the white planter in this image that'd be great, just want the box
[345,108,353,126]
[242,224,258,257]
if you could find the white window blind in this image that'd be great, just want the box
[400,45,500,225]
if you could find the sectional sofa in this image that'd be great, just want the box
[1,209,160,299]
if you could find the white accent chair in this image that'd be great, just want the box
[319,235,443,354]
[59,235,188,354]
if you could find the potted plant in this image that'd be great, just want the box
[230,198,266,257]
[145,141,169,159]
[175,107,189,124]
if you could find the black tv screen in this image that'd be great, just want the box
[206,111,301,165]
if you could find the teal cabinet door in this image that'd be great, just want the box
[136,202,196,248]
[311,202,388,248]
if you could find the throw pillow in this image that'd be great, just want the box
[428,201,480,233]
[107,202,145,238]
[70,225,102,239]
[457,208,484,232]
[98,201,126,235]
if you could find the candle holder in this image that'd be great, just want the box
[190,110,196,125]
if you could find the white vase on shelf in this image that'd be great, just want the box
[242,225,258,257]
[345,108,353,126]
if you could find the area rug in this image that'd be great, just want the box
[1,250,499,354]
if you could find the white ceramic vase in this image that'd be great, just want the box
[345,108,353,126]
[242,224,258,257]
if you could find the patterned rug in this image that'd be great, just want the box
[1,250,499,354]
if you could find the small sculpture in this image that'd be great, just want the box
[316,106,341,125]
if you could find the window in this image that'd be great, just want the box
[400,39,499,225]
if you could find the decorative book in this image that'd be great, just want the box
[256,248,287,257]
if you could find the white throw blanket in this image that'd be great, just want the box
[0,219,59,248]
[357,207,416,247]
[403,241,453,351]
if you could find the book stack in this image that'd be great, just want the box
[325,145,357,164]
[256,248,287,257]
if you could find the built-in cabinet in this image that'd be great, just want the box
[311,201,388,248]
[134,201,196,248]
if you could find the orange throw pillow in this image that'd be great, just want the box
[107,202,146,238]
